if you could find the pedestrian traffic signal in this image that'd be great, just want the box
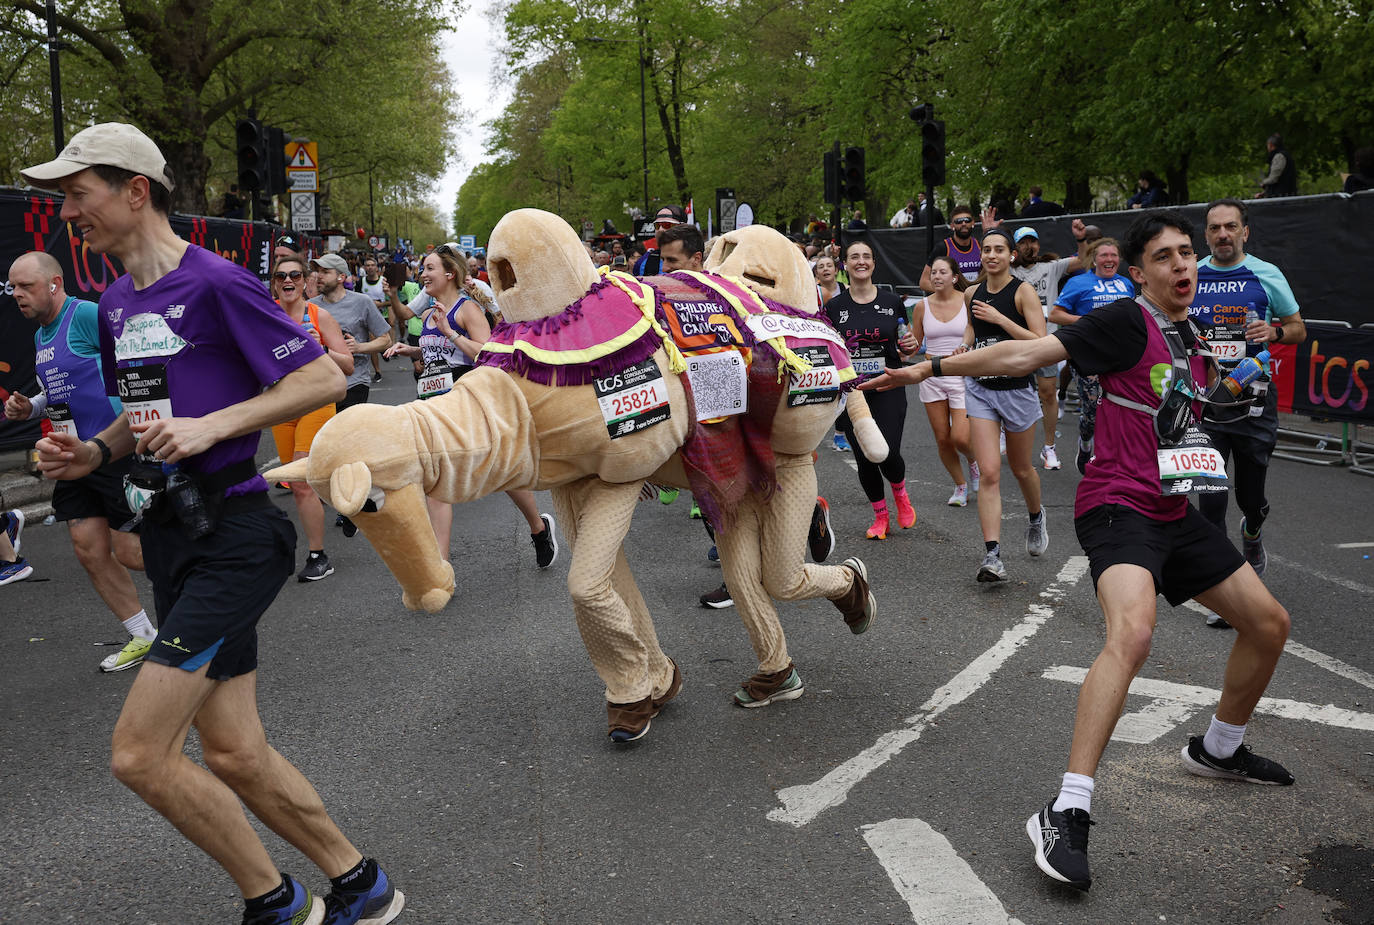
[823,149,840,205]
[842,146,866,202]
[236,118,270,191]
[921,121,946,188]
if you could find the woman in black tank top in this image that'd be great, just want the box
[963,228,1049,581]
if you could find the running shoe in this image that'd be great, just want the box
[969,462,980,493]
[657,487,679,505]
[322,862,405,925]
[893,491,917,530]
[1027,512,1049,557]
[1041,445,1062,470]
[532,513,558,569]
[947,485,968,507]
[835,556,876,634]
[707,544,719,562]
[832,432,851,452]
[242,875,320,925]
[1180,735,1294,785]
[1240,518,1267,578]
[689,500,702,519]
[733,664,804,708]
[0,557,34,586]
[866,510,889,541]
[5,508,25,555]
[100,636,152,673]
[297,553,334,582]
[700,583,733,608]
[1076,439,1093,475]
[977,549,1007,582]
[608,695,655,743]
[371,372,382,383]
[1026,800,1093,892]
[1200,607,1232,629]
[808,497,836,562]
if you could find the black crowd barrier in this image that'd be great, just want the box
[850,190,1374,330]
[0,187,309,450]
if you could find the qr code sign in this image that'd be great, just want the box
[687,350,749,421]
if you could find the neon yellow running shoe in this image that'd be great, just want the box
[100,636,152,673]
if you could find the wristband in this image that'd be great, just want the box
[89,436,112,469]
[931,356,943,377]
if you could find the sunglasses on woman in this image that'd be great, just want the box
[273,270,304,280]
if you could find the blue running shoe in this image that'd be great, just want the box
[242,875,321,925]
[323,863,405,925]
[4,509,23,556]
[832,432,851,452]
[0,557,33,586]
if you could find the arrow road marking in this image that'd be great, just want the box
[862,818,1027,925]
[767,556,1089,828]
[1042,665,1374,734]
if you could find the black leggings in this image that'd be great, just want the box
[1196,428,1271,533]
[840,389,907,503]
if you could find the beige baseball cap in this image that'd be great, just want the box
[310,253,350,274]
[21,122,176,192]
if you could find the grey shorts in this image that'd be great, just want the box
[964,379,1043,433]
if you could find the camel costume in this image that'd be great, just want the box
[268,210,884,741]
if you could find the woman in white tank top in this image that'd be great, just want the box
[910,255,977,506]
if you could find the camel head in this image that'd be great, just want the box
[487,208,600,322]
[703,225,818,315]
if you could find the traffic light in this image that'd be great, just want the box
[842,146,866,202]
[266,125,287,196]
[236,118,269,191]
[921,121,946,188]
[823,149,839,205]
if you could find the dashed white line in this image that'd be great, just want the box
[862,818,1026,925]
[1333,542,1374,549]
[1268,553,1374,596]
[1042,665,1374,731]
[1283,641,1374,691]
[767,556,1089,828]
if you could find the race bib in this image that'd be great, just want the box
[685,349,748,422]
[117,364,173,427]
[1157,425,1229,495]
[47,402,75,437]
[851,344,885,377]
[788,346,840,407]
[1248,377,1269,417]
[1208,324,1247,363]
[417,363,454,400]
[114,313,188,361]
[594,360,671,438]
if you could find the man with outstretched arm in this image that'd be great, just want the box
[862,209,1293,892]
[24,122,404,925]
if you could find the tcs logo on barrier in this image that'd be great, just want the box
[1307,339,1370,411]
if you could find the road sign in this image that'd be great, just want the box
[736,203,755,228]
[459,235,476,249]
[368,235,380,248]
[288,169,317,193]
[285,142,317,169]
[290,193,315,232]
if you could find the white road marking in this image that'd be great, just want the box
[1268,552,1374,596]
[767,556,1089,827]
[1282,641,1374,691]
[862,818,1026,925]
[1042,665,1374,732]
[1112,698,1201,744]
[1334,542,1374,549]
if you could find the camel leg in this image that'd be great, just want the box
[352,482,455,613]
[552,478,674,705]
[760,454,854,604]
[716,498,791,675]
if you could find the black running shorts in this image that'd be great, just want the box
[142,498,296,681]
[52,458,138,529]
[1074,502,1246,607]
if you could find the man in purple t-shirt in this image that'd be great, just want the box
[26,124,404,925]
[860,211,1294,895]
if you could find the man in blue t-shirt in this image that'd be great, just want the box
[1188,198,1305,627]
[1050,238,1136,472]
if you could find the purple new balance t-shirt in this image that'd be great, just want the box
[98,244,325,494]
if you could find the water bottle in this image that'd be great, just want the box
[896,318,911,342]
[1244,303,1262,343]
[1220,349,1270,397]
[163,462,213,538]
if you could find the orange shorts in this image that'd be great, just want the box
[271,403,335,469]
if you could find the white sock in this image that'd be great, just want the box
[122,609,155,640]
[1203,714,1246,759]
[1052,772,1095,815]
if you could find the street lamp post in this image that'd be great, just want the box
[45,0,65,154]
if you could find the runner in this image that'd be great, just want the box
[267,254,355,582]
[24,123,405,925]
[908,255,977,506]
[383,245,557,569]
[961,228,1048,581]
[825,239,915,540]
[863,209,1294,893]
[4,251,155,671]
